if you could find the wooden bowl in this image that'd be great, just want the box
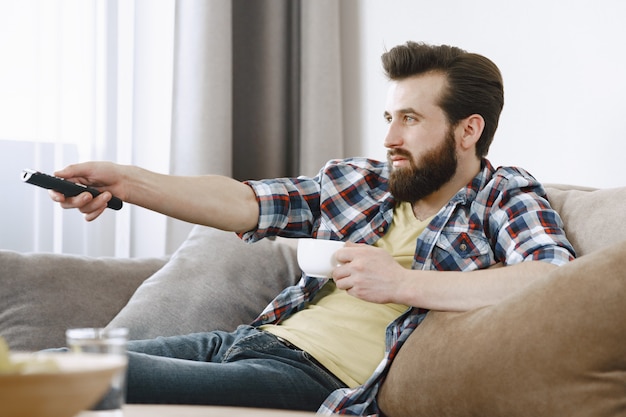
[0,352,127,417]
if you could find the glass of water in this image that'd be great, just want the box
[66,327,128,417]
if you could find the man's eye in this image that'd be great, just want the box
[405,115,416,122]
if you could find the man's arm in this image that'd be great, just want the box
[51,162,259,233]
[393,260,557,311]
[333,243,558,311]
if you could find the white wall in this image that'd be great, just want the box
[352,0,626,188]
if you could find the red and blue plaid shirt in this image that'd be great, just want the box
[241,157,575,415]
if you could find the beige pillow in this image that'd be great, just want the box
[545,185,626,256]
[0,251,165,351]
[378,240,626,417]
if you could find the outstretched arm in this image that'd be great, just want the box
[51,162,259,233]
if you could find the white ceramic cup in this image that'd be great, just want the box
[297,238,345,278]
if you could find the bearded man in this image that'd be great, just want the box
[50,41,575,415]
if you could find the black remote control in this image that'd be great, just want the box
[21,169,123,210]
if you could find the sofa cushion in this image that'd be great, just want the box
[0,251,166,351]
[378,240,626,417]
[106,226,302,340]
[544,185,626,256]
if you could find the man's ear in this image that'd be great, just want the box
[457,114,485,151]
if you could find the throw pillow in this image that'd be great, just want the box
[106,226,301,340]
[378,240,626,417]
[0,251,165,351]
[545,185,626,256]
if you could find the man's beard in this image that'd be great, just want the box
[387,129,458,203]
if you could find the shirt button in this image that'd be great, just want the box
[260,314,269,321]
[459,243,467,252]
[378,227,385,233]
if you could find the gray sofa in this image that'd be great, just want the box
[2,184,626,416]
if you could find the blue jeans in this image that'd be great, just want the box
[125,325,347,411]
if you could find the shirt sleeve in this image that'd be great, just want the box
[238,158,391,244]
[239,176,323,242]
[487,168,576,266]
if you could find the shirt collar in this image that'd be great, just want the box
[452,158,495,205]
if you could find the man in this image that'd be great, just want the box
[51,42,575,415]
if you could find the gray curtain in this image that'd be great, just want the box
[166,0,353,252]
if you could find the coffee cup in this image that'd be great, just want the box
[297,238,345,278]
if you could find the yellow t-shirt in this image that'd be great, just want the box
[262,202,432,387]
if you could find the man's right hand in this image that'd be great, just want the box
[51,161,127,222]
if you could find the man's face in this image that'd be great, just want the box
[383,73,458,202]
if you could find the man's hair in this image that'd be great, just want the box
[381,42,504,157]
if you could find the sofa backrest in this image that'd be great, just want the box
[544,184,626,257]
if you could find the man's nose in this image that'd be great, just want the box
[384,123,403,149]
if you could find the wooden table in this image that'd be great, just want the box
[79,404,319,416]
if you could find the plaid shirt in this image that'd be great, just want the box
[241,157,575,415]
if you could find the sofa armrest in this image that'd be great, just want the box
[0,250,167,351]
[379,240,626,417]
